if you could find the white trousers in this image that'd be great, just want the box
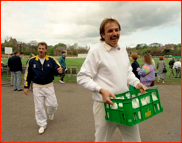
[93,101,141,142]
[33,86,58,127]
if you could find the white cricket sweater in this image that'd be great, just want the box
[77,42,140,102]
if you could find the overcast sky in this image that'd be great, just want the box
[1,1,181,48]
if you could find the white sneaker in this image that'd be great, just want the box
[59,80,65,84]
[49,114,54,120]
[162,81,165,83]
[38,126,46,134]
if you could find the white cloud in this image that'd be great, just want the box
[1,1,181,47]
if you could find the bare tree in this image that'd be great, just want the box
[29,40,38,46]
[5,36,12,42]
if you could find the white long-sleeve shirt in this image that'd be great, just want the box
[77,42,140,102]
[173,61,181,69]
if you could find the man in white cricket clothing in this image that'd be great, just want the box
[77,18,147,142]
[24,42,62,134]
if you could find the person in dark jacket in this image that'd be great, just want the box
[129,53,140,90]
[8,51,23,91]
[58,51,67,83]
[168,57,175,77]
[24,42,62,134]
[7,53,14,86]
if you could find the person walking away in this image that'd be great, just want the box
[7,53,14,86]
[8,51,23,91]
[169,58,175,77]
[58,51,67,84]
[173,59,181,78]
[137,53,155,88]
[157,57,167,83]
[24,42,62,134]
[77,18,147,142]
[129,53,140,90]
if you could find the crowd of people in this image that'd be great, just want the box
[2,17,181,142]
[130,53,181,86]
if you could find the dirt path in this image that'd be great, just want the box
[1,83,181,142]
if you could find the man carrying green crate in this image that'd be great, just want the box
[77,18,147,142]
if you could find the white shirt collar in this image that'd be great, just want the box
[103,42,120,51]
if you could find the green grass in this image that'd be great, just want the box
[1,57,180,84]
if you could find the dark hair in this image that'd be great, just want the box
[100,18,121,41]
[143,53,152,65]
[38,42,47,49]
[159,57,164,60]
[62,51,66,54]
[130,53,138,61]
[14,51,19,55]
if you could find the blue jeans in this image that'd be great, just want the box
[13,71,22,90]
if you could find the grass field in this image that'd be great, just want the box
[1,57,181,84]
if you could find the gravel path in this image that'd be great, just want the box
[1,83,181,142]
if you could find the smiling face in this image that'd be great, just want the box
[101,22,120,48]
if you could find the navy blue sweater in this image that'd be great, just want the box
[24,55,61,88]
[131,61,140,80]
[8,56,22,72]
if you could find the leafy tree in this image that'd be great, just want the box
[47,46,54,56]
[54,43,66,49]
[73,49,77,55]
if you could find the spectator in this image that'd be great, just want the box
[169,57,175,77]
[8,51,23,91]
[150,55,155,69]
[7,53,14,86]
[26,53,35,65]
[77,18,147,142]
[157,57,167,83]
[58,51,67,84]
[24,42,62,134]
[129,53,140,90]
[173,59,181,78]
[137,53,155,88]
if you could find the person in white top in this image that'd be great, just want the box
[150,55,155,69]
[77,18,147,142]
[173,59,181,78]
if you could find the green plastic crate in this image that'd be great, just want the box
[104,88,163,126]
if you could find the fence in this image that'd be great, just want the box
[1,64,82,86]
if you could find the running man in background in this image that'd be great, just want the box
[77,18,147,142]
[58,51,67,84]
[24,42,62,134]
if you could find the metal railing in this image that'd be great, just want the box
[1,64,82,86]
